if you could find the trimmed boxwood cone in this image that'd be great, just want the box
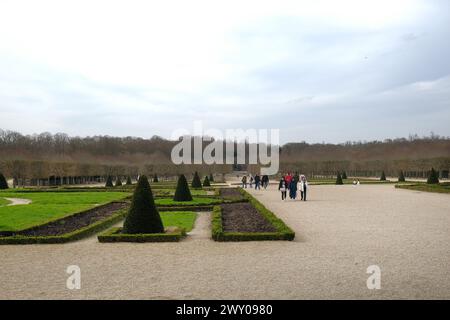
[203,176,211,187]
[427,168,440,184]
[380,171,386,181]
[0,173,8,189]
[398,171,405,182]
[174,174,193,201]
[342,171,347,179]
[123,175,164,234]
[105,176,113,187]
[153,174,159,183]
[336,172,343,185]
[126,176,132,185]
[209,173,214,182]
[192,171,202,188]
[115,177,122,187]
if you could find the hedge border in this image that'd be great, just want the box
[212,188,295,242]
[98,227,186,243]
[0,209,127,245]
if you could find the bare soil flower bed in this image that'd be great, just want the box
[221,202,276,233]
[220,188,245,200]
[14,202,128,237]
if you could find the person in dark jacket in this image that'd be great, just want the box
[278,178,287,200]
[254,174,261,190]
[289,179,297,199]
[262,175,269,189]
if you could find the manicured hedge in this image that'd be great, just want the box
[98,227,186,243]
[0,209,127,245]
[212,189,295,241]
[159,205,215,212]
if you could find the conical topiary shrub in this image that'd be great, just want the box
[105,176,113,187]
[126,176,132,185]
[336,172,344,185]
[174,174,193,201]
[209,173,214,182]
[342,171,348,179]
[203,176,211,187]
[0,173,8,189]
[123,175,164,234]
[380,171,386,181]
[398,171,406,182]
[192,171,202,188]
[427,168,440,184]
[115,177,122,187]
[153,174,159,183]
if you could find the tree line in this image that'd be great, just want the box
[0,129,449,185]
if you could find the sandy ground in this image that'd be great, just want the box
[0,184,449,300]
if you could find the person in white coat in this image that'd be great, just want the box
[299,175,308,201]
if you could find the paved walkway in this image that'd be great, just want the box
[0,184,449,299]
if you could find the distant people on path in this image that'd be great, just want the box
[242,175,248,188]
[299,175,308,201]
[249,175,254,188]
[262,175,269,189]
[254,174,261,190]
[278,178,287,200]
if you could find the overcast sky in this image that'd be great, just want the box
[0,0,449,144]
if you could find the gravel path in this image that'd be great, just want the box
[0,184,449,299]
[187,212,211,240]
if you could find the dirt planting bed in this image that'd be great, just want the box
[221,202,276,233]
[220,188,245,200]
[14,202,129,237]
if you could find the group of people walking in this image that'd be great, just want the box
[241,174,270,190]
[278,173,308,201]
[241,172,308,201]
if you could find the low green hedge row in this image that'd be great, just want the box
[159,205,215,212]
[239,188,295,239]
[212,189,295,241]
[98,227,186,243]
[0,209,127,245]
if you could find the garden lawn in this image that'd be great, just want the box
[0,198,11,206]
[155,197,221,207]
[396,183,450,194]
[308,178,393,185]
[160,211,197,232]
[0,191,130,232]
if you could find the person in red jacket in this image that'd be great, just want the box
[284,172,293,190]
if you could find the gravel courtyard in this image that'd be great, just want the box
[0,184,449,299]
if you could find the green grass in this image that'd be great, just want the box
[0,198,11,206]
[0,191,130,232]
[395,183,450,194]
[308,178,393,185]
[160,211,197,232]
[155,197,221,206]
